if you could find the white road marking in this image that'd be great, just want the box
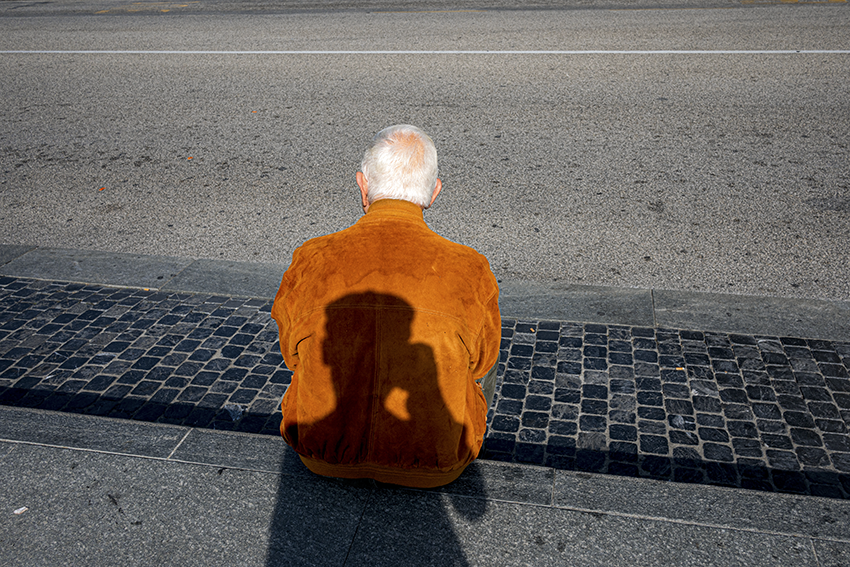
[0,49,849,55]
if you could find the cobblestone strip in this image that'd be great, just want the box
[2,276,850,499]
[485,319,850,499]
[0,277,288,435]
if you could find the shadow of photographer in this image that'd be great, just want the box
[265,291,488,566]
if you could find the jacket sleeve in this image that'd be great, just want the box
[271,269,297,372]
[470,277,502,381]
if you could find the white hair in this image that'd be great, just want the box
[360,125,439,208]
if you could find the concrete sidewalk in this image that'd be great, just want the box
[2,405,849,566]
[1,244,850,565]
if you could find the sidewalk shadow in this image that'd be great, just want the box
[265,292,488,566]
[263,457,488,567]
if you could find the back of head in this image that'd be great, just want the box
[360,125,439,208]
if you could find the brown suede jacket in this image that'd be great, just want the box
[271,199,501,488]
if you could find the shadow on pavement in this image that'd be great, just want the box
[263,462,488,567]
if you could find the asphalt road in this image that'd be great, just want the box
[1,0,848,300]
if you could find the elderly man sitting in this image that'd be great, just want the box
[271,125,501,488]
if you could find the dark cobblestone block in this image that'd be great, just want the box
[496,398,522,415]
[502,369,529,385]
[546,435,577,455]
[163,376,189,389]
[703,443,734,462]
[692,396,722,414]
[751,403,781,420]
[230,388,259,405]
[84,375,117,392]
[684,353,710,366]
[491,415,520,433]
[639,455,672,478]
[635,377,661,391]
[757,419,786,434]
[823,434,850,453]
[514,443,545,465]
[526,381,553,397]
[772,470,807,494]
[583,358,607,371]
[662,383,691,399]
[530,366,555,381]
[776,395,808,412]
[510,344,534,357]
[761,434,793,450]
[660,368,687,383]
[638,406,666,420]
[150,388,178,404]
[669,430,698,445]
[221,368,248,381]
[746,385,777,401]
[762,352,789,365]
[795,372,826,387]
[579,414,606,432]
[610,424,637,441]
[808,402,842,420]
[549,420,577,437]
[269,370,292,384]
[719,387,751,405]
[818,419,848,434]
[790,428,823,447]
[698,428,730,443]
[665,399,694,415]
[640,435,669,455]
[831,453,850,473]
[508,357,532,370]
[732,438,763,458]
[637,391,663,406]
[668,414,696,431]
[581,384,607,399]
[500,384,526,399]
[727,420,758,439]
[795,447,831,468]
[521,411,549,429]
[800,387,833,402]
[704,462,737,486]
[634,363,660,377]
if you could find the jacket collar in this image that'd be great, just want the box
[359,199,425,223]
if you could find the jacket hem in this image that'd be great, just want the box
[298,455,470,488]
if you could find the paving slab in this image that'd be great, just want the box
[170,426,312,476]
[0,405,187,458]
[0,247,194,290]
[0,245,35,268]
[0,442,368,567]
[497,279,655,327]
[655,289,850,342]
[813,540,850,567]
[349,488,821,567]
[553,468,850,540]
[162,258,286,299]
[434,459,555,506]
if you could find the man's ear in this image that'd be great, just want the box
[356,171,370,213]
[427,179,442,209]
